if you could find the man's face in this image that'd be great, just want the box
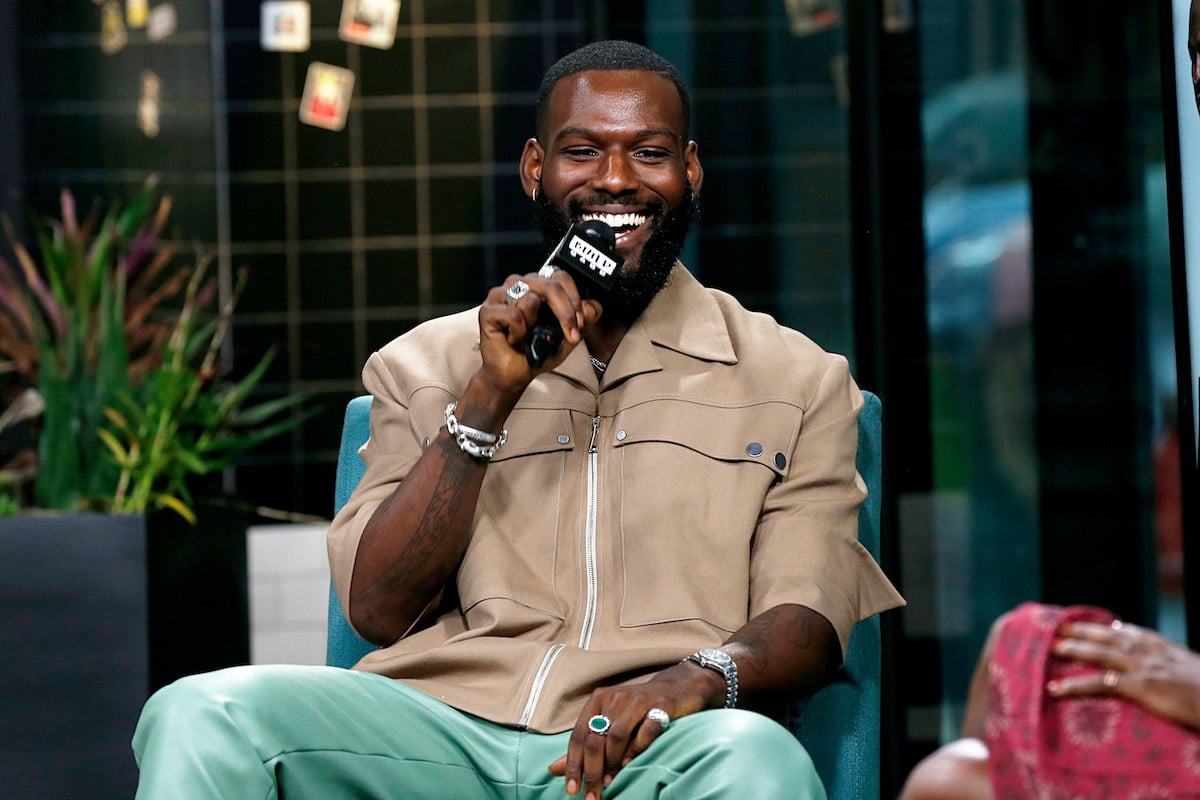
[525,69,703,319]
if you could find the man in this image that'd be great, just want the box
[133,40,903,800]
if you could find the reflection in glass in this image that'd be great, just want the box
[919,64,1038,739]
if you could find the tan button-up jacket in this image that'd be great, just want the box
[329,265,904,733]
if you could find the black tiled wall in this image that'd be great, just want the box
[13,0,854,520]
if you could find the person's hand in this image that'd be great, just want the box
[1047,618,1200,730]
[547,664,722,800]
[477,268,601,394]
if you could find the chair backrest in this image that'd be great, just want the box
[789,389,883,800]
[327,391,885,800]
[326,395,377,669]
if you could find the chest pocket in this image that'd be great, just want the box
[611,398,800,633]
[456,407,577,628]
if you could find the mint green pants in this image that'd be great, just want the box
[133,664,826,800]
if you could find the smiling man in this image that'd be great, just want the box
[132,41,903,800]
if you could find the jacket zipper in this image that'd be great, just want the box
[518,642,566,729]
[517,415,603,728]
[578,415,601,649]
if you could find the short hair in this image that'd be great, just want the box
[535,40,691,143]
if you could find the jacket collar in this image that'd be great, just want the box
[638,264,737,364]
[558,263,737,385]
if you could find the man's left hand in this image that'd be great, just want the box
[548,664,720,800]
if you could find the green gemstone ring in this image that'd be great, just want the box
[587,714,611,735]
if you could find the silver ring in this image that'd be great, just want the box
[538,264,559,279]
[646,707,670,731]
[506,280,530,305]
[1102,669,1120,689]
[587,714,611,735]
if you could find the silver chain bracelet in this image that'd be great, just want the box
[444,402,508,460]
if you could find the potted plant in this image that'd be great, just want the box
[0,178,308,799]
[0,177,304,517]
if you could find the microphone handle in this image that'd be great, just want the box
[525,306,563,368]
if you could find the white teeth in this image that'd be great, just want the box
[581,212,647,231]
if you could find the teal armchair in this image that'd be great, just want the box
[327,391,886,800]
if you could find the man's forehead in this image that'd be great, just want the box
[545,69,685,134]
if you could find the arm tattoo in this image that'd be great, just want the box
[404,434,480,564]
[737,605,822,676]
[364,434,484,610]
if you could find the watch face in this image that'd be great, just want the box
[700,648,733,666]
[687,648,738,709]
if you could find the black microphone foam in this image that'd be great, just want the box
[525,219,624,367]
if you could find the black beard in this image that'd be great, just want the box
[533,188,697,323]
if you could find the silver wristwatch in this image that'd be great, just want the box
[682,648,739,708]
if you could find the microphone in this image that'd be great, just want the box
[525,219,624,367]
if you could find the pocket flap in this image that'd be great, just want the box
[610,399,799,477]
[489,407,576,462]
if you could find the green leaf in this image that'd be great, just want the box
[155,493,196,524]
[115,179,157,240]
[97,428,130,463]
[34,349,82,510]
[233,393,309,426]
[175,449,208,475]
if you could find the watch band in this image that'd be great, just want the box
[682,648,739,708]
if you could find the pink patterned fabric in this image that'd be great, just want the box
[987,602,1200,800]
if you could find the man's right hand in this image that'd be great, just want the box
[477,269,602,393]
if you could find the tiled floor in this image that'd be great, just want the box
[247,522,331,666]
